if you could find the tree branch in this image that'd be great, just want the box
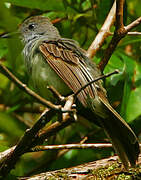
[0,109,54,176]
[125,17,141,32]
[0,62,61,111]
[0,95,76,177]
[34,95,76,145]
[98,1,141,72]
[32,143,113,151]
[0,62,70,112]
[127,32,141,35]
[115,0,124,30]
[86,0,116,58]
[19,154,141,180]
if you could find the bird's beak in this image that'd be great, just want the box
[0,31,20,38]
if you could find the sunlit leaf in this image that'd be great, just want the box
[5,0,65,11]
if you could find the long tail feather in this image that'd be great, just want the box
[98,94,140,168]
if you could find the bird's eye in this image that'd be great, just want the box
[28,23,35,30]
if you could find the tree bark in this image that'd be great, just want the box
[19,154,141,180]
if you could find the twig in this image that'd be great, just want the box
[56,134,89,159]
[0,62,59,110]
[62,95,76,121]
[32,143,113,151]
[0,104,44,114]
[0,62,73,113]
[47,86,65,102]
[13,113,33,127]
[34,96,76,145]
[51,17,67,24]
[74,70,119,98]
[109,31,141,36]
[127,32,141,36]
[125,17,141,32]
[25,129,89,176]
[86,0,116,58]
[0,101,45,114]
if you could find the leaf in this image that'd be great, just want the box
[0,145,9,152]
[119,37,141,47]
[0,0,19,31]
[0,73,9,89]
[104,53,124,86]
[126,63,141,122]
[0,39,8,59]
[6,104,21,113]
[5,0,65,11]
[0,112,23,138]
[73,13,91,22]
[119,53,136,120]
[96,0,112,23]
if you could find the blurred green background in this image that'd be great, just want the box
[0,0,141,178]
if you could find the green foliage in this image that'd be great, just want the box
[0,0,141,178]
[6,0,65,11]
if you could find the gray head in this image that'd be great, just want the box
[19,16,61,43]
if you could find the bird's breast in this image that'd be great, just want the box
[29,52,72,102]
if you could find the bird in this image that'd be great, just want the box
[18,16,139,168]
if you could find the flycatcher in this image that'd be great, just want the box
[19,16,139,168]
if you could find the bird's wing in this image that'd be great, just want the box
[39,39,140,168]
[39,39,98,106]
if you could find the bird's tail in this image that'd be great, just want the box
[95,93,140,169]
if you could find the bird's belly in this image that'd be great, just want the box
[31,54,71,102]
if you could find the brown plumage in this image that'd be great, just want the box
[39,41,97,106]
